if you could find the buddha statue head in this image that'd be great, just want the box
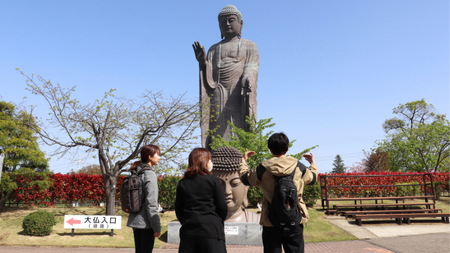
[211,147,260,222]
[218,5,243,40]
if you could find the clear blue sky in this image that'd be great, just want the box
[1,1,448,174]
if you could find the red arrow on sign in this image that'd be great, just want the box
[66,218,82,226]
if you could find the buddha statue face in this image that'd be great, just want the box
[212,169,248,215]
[211,147,249,220]
[219,14,243,39]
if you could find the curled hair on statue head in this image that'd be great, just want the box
[130,144,160,171]
[268,133,289,155]
[218,5,242,23]
[218,5,243,40]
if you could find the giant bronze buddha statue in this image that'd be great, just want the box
[193,5,259,150]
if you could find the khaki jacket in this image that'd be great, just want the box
[239,156,318,227]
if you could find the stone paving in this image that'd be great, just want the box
[1,223,449,253]
[0,241,394,253]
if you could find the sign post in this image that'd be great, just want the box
[64,215,122,237]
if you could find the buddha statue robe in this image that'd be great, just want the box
[199,38,259,149]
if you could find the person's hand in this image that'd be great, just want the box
[192,41,206,66]
[242,148,256,161]
[303,152,315,165]
[154,231,161,238]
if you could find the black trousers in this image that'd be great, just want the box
[178,237,227,253]
[262,224,304,253]
[133,228,156,253]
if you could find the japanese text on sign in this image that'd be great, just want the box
[64,215,122,229]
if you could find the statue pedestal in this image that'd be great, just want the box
[167,222,263,246]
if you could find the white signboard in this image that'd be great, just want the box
[64,215,122,229]
[224,226,239,235]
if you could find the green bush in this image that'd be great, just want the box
[22,211,56,236]
[247,186,264,207]
[303,182,321,207]
[433,181,443,200]
[395,182,420,196]
[158,176,181,210]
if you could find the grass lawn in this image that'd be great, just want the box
[1,196,447,248]
[303,208,356,243]
[0,207,136,248]
[0,203,356,248]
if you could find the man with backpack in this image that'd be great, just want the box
[239,133,318,253]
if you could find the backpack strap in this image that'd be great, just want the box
[136,163,153,175]
[136,164,153,190]
[289,167,296,178]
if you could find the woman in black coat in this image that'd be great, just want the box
[175,148,228,253]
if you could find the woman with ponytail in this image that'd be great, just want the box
[175,148,228,253]
[127,144,161,253]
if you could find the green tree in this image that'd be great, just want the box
[377,99,450,172]
[209,115,318,169]
[331,155,346,174]
[0,101,51,208]
[19,70,201,215]
[0,101,48,172]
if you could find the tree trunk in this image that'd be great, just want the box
[104,174,118,215]
[0,191,13,210]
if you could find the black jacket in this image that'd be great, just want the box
[175,174,228,240]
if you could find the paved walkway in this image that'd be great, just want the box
[1,233,449,253]
[1,219,449,253]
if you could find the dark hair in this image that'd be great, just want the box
[130,144,160,171]
[184,148,212,178]
[268,132,289,155]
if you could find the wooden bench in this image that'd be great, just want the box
[320,173,437,215]
[334,202,435,215]
[328,196,434,203]
[324,196,435,215]
[345,208,442,219]
[355,213,450,226]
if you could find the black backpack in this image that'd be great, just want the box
[120,165,151,214]
[268,167,302,228]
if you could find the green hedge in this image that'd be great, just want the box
[395,182,421,197]
[157,176,321,210]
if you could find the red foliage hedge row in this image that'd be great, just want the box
[7,172,450,208]
[319,172,450,197]
[13,173,111,206]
